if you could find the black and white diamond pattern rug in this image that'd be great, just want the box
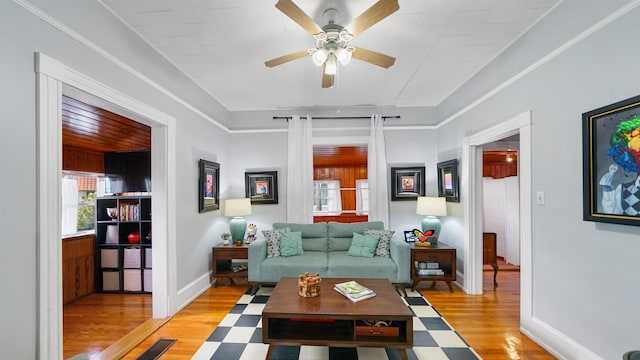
[192,286,480,360]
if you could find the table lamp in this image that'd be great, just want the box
[416,196,447,241]
[224,198,252,242]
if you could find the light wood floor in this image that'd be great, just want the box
[64,270,555,359]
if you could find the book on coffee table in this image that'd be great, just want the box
[334,281,376,302]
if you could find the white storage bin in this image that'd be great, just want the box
[101,249,119,268]
[102,271,120,291]
[143,269,152,292]
[123,247,141,268]
[144,248,152,268]
[123,269,142,291]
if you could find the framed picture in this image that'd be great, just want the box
[437,159,460,202]
[391,166,425,201]
[245,171,278,204]
[198,159,220,212]
[582,95,640,226]
[404,230,417,242]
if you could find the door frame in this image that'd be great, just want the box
[462,111,532,322]
[36,53,177,359]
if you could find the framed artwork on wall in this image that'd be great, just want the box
[390,166,425,201]
[437,159,460,202]
[582,95,640,226]
[198,159,220,212]
[245,171,278,204]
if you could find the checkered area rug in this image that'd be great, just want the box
[192,286,480,360]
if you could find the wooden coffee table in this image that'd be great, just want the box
[262,277,413,360]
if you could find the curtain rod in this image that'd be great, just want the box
[273,115,400,120]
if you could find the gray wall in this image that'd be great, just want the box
[437,1,640,358]
[1,1,231,357]
[3,0,639,358]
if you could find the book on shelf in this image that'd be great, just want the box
[334,281,376,303]
[417,269,445,276]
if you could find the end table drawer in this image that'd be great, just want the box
[355,325,399,337]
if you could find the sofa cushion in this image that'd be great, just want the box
[262,228,290,257]
[328,221,385,251]
[328,251,398,281]
[363,229,395,258]
[347,233,380,258]
[273,222,328,252]
[280,231,303,257]
[260,251,329,282]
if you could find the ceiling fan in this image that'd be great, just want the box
[265,0,399,88]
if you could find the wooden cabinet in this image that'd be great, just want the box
[62,235,95,304]
[410,242,456,292]
[95,195,152,293]
[211,245,248,286]
[483,232,498,286]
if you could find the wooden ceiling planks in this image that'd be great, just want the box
[62,95,151,153]
[313,146,368,167]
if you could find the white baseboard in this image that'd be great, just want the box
[171,272,212,313]
[521,316,603,360]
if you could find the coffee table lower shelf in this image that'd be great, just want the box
[261,278,413,360]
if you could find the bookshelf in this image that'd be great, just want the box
[95,195,152,293]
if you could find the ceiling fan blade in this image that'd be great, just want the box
[352,47,395,68]
[344,0,399,37]
[265,50,309,67]
[321,64,334,88]
[275,0,324,36]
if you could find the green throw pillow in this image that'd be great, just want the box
[280,231,304,257]
[348,232,380,258]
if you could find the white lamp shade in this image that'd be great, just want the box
[224,198,252,217]
[324,55,337,75]
[416,196,447,216]
[335,47,352,65]
[312,48,329,66]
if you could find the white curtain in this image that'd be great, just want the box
[61,177,78,236]
[367,114,390,225]
[287,115,314,223]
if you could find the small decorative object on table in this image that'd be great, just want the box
[221,232,231,245]
[298,272,321,297]
[106,207,118,220]
[235,239,243,246]
[246,224,257,243]
[127,231,140,244]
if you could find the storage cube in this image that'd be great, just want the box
[144,248,152,268]
[123,247,141,268]
[143,269,152,292]
[101,249,119,268]
[123,269,142,291]
[102,271,120,291]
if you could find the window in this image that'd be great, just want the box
[313,180,342,215]
[61,172,106,236]
[356,179,369,215]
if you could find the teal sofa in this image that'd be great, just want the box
[248,221,411,294]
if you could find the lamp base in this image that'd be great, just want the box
[229,217,247,242]
[421,216,441,243]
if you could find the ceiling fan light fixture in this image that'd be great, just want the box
[335,46,354,65]
[324,55,337,75]
[311,48,329,66]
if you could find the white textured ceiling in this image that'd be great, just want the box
[101,0,560,112]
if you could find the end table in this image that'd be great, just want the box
[410,242,456,292]
[211,244,248,286]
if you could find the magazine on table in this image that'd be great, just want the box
[334,281,376,302]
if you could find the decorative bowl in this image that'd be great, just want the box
[106,207,117,220]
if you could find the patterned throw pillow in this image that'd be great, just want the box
[347,232,380,258]
[262,228,291,257]
[364,229,395,258]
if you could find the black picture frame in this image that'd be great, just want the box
[437,159,460,202]
[582,95,640,226]
[390,166,425,201]
[404,230,417,242]
[245,171,278,204]
[198,159,220,212]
